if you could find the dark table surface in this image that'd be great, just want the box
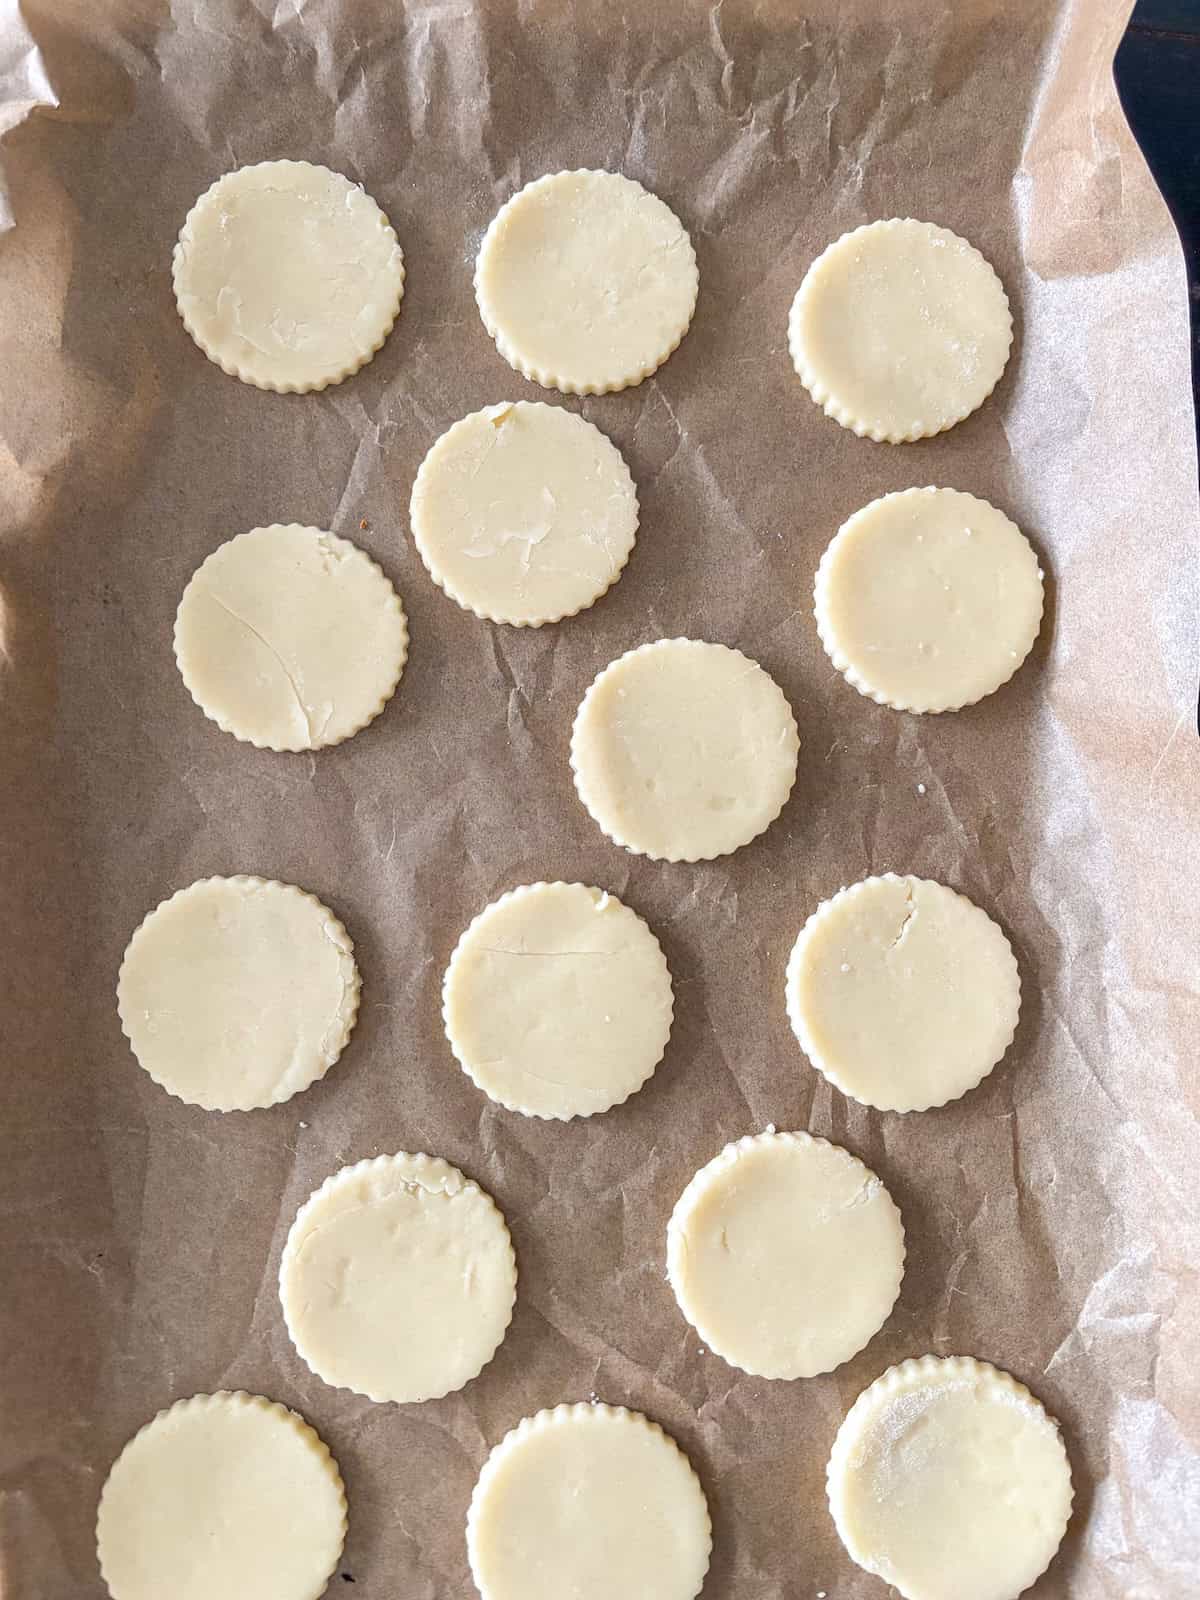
[1114,0,1200,723]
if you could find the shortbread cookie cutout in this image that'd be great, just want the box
[467,1403,711,1600]
[175,524,408,750]
[280,1153,516,1404]
[786,874,1019,1112]
[828,1356,1072,1600]
[815,489,1043,713]
[443,882,672,1119]
[96,1391,347,1600]
[173,160,404,392]
[117,876,359,1111]
[475,171,698,394]
[572,639,799,861]
[667,1131,904,1378]
[411,403,638,625]
[789,219,1012,441]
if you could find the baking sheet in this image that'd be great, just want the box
[2,0,1198,1594]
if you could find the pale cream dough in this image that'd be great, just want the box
[410,402,638,626]
[174,524,408,751]
[570,638,800,861]
[827,1355,1073,1600]
[789,219,1012,441]
[815,488,1043,713]
[786,874,1019,1112]
[173,160,405,392]
[667,1131,904,1379]
[279,1152,516,1405]
[467,1403,711,1600]
[442,881,673,1120]
[96,1391,347,1600]
[474,170,698,394]
[117,876,359,1111]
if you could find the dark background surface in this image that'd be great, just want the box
[1115,0,1200,491]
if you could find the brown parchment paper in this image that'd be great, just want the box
[2,0,1198,1594]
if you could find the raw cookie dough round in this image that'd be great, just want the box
[474,170,698,394]
[788,219,1012,441]
[815,488,1043,713]
[467,1403,711,1600]
[96,1391,347,1600]
[280,1152,516,1404]
[571,639,800,862]
[117,876,360,1111]
[667,1131,904,1378]
[410,402,638,626]
[786,874,1019,1113]
[175,524,408,750]
[828,1355,1073,1600]
[173,160,405,392]
[443,882,673,1120]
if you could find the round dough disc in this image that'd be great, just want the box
[788,219,1012,441]
[117,876,360,1111]
[96,1391,347,1600]
[815,488,1043,713]
[828,1355,1073,1600]
[410,402,638,626]
[571,639,800,862]
[474,170,698,394]
[280,1153,516,1404]
[175,524,408,751]
[667,1131,904,1378]
[467,1403,711,1600]
[173,160,405,392]
[443,882,673,1120]
[786,874,1019,1113]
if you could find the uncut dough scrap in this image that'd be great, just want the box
[828,1355,1073,1600]
[815,488,1043,713]
[443,882,673,1119]
[467,1403,711,1600]
[280,1152,516,1404]
[173,160,404,392]
[174,524,408,750]
[786,874,1019,1112]
[410,402,638,625]
[96,1391,347,1600]
[117,876,360,1111]
[474,170,698,394]
[667,1131,904,1378]
[571,639,800,862]
[788,219,1012,441]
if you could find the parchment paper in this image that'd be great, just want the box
[2,0,1198,1595]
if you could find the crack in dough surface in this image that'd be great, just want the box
[786,874,1019,1112]
[443,882,673,1120]
[174,524,408,752]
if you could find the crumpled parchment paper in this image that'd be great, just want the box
[1,0,1197,1595]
